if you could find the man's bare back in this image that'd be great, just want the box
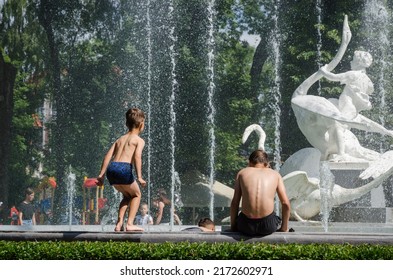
[230,149,290,235]
[237,166,280,218]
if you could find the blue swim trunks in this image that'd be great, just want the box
[106,162,135,185]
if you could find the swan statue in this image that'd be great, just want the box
[243,124,393,221]
[242,16,393,221]
[291,15,393,162]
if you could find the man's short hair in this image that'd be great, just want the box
[248,149,269,167]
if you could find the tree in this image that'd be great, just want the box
[1,0,46,212]
[0,52,17,214]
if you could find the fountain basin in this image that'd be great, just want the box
[1,222,393,245]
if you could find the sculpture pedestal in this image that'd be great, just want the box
[327,162,388,223]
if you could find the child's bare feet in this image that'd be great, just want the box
[114,223,124,232]
[125,225,144,232]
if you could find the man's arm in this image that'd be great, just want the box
[230,173,242,231]
[276,175,290,232]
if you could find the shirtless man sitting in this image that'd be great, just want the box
[230,150,291,236]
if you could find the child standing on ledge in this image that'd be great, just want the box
[96,108,147,232]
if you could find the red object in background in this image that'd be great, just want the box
[9,206,19,225]
[98,198,107,209]
[48,177,57,188]
[83,178,98,188]
[32,114,43,128]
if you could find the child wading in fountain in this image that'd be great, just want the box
[135,202,153,225]
[152,189,182,225]
[96,108,147,232]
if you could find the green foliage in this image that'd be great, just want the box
[3,0,393,217]
[8,72,43,204]
[0,241,392,260]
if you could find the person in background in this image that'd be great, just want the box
[198,217,215,232]
[181,217,215,232]
[152,189,181,225]
[18,188,36,226]
[135,202,153,225]
[9,204,19,225]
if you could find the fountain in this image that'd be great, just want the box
[2,1,393,240]
[65,166,77,227]
[362,0,393,208]
[282,14,393,226]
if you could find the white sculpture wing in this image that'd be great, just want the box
[360,150,393,180]
[283,171,319,200]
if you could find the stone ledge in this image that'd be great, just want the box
[1,230,393,245]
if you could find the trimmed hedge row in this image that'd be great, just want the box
[1,241,393,260]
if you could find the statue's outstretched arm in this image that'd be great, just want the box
[319,65,347,82]
[292,15,352,98]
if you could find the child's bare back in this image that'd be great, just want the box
[112,132,144,163]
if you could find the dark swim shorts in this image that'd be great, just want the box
[236,211,281,236]
[106,162,135,185]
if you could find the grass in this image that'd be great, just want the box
[1,241,393,260]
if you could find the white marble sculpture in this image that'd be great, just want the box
[242,16,393,222]
[281,147,393,221]
[282,15,393,221]
[242,125,393,221]
[291,15,393,162]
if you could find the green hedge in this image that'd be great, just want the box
[1,241,393,260]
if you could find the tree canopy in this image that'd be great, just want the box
[1,0,393,222]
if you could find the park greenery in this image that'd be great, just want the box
[1,240,393,259]
[1,0,393,223]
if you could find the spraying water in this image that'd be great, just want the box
[65,166,76,228]
[146,0,153,219]
[168,0,178,230]
[315,0,323,95]
[270,0,282,213]
[270,0,282,172]
[362,0,392,207]
[363,0,391,149]
[319,161,334,232]
[207,0,216,221]
[100,188,122,228]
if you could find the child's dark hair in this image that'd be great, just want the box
[198,217,214,228]
[126,108,145,129]
[25,187,34,196]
